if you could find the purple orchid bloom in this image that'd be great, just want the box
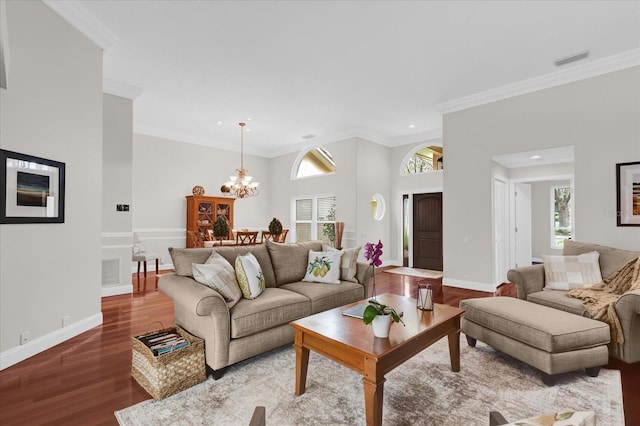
[364,240,383,267]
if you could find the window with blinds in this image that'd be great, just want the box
[294,195,336,242]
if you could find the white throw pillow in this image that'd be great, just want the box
[543,251,603,291]
[235,253,265,299]
[303,250,343,284]
[192,253,242,308]
[322,244,361,282]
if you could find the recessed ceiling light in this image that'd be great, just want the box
[245,128,251,132]
[302,134,316,140]
[216,121,223,126]
[408,124,416,128]
[246,118,252,121]
[530,155,543,160]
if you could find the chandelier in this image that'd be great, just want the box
[224,122,259,198]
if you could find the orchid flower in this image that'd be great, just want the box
[364,240,383,267]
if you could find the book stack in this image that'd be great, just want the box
[136,329,190,356]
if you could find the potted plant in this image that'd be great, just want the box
[213,215,229,241]
[268,218,283,237]
[362,299,405,338]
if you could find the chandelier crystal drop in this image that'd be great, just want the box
[224,122,259,198]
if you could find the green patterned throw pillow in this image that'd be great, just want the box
[235,253,265,299]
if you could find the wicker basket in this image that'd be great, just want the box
[131,326,206,399]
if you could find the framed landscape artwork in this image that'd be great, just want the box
[0,149,66,224]
[616,161,640,227]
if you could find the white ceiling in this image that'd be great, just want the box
[48,1,640,157]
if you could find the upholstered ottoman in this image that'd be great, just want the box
[460,297,610,385]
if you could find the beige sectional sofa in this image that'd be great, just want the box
[507,240,640,364]
[159,240,372,377]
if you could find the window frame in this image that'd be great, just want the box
[549,185,574,250]
[291,193,336,242]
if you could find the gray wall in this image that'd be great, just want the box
[102,94,133,294]
[132,133,271,262]
[0,1,103,362]
[443,67,640,290]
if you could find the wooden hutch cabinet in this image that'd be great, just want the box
[185,195,235,247]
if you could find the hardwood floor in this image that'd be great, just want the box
[0,268,637,425]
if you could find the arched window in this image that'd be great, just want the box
[402,145,443,175]
[294,147,335,179]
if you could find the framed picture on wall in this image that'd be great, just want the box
[0,149,66,224]
[616,161,640,227]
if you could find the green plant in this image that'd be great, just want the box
[362,300,405,326]
[322,205,336,246]
[213,215,229,239]
[268,218,283,236]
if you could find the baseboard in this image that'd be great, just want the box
[101,284,133,297]
[443,277,497,293]
[130,262,174,274]
[0,312,103,371]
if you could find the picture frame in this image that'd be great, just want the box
[616,161,640,227]
[0,149,65,224]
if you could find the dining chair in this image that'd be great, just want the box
[236,231,258,245]
[132,232,160,278]
[187,230,204,248]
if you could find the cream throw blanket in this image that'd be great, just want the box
[567,256,640,345]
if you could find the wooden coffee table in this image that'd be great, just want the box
[290,293,464,426]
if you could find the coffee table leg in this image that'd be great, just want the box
[447,330,461,372]
[294,330,309,395]
[363,358,385,426]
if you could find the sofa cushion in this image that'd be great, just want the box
[235,253,265,299]
[230,288,310,338]
[460,297,609,353]
[169,247,216,277]
[542,251,602,290]
[210,244,277,288]
[323,244,361,282]
[303,250,343,284]
[192,253,242,308]
[266,240,323,285]
[527,290,591,317]
[563,240,640,280]
[280,280,365,314]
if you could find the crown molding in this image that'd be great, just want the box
[435,48,640,114]
[103,79,143,100]
[388,129,443,147]
[42,0,117,51]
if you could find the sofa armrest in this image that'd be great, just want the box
[159,273,229,316]
[159,273,232,370]
[613,289,640,363]
[355,262,372,297]
[506,264,545,300]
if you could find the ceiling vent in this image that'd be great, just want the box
[301,134,316,140]
[554,50,589,67]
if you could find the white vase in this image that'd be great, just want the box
[371,314,392,338]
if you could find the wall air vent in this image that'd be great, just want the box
[102,258,120,285]
[554,50,589,67]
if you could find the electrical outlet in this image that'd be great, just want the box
[62,315,71,327]
[20,331,30,345]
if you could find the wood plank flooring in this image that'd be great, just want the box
[0,268,637,425]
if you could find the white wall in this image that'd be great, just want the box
[443,66,640,291]
[132,133,271,264]
[102,94,133,295]
[0,1,103,367]
[530,179,571,259]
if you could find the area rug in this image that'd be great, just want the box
[384,266,443,279]
[115,338,623,426]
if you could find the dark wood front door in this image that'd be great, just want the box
[413,192,443,270]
